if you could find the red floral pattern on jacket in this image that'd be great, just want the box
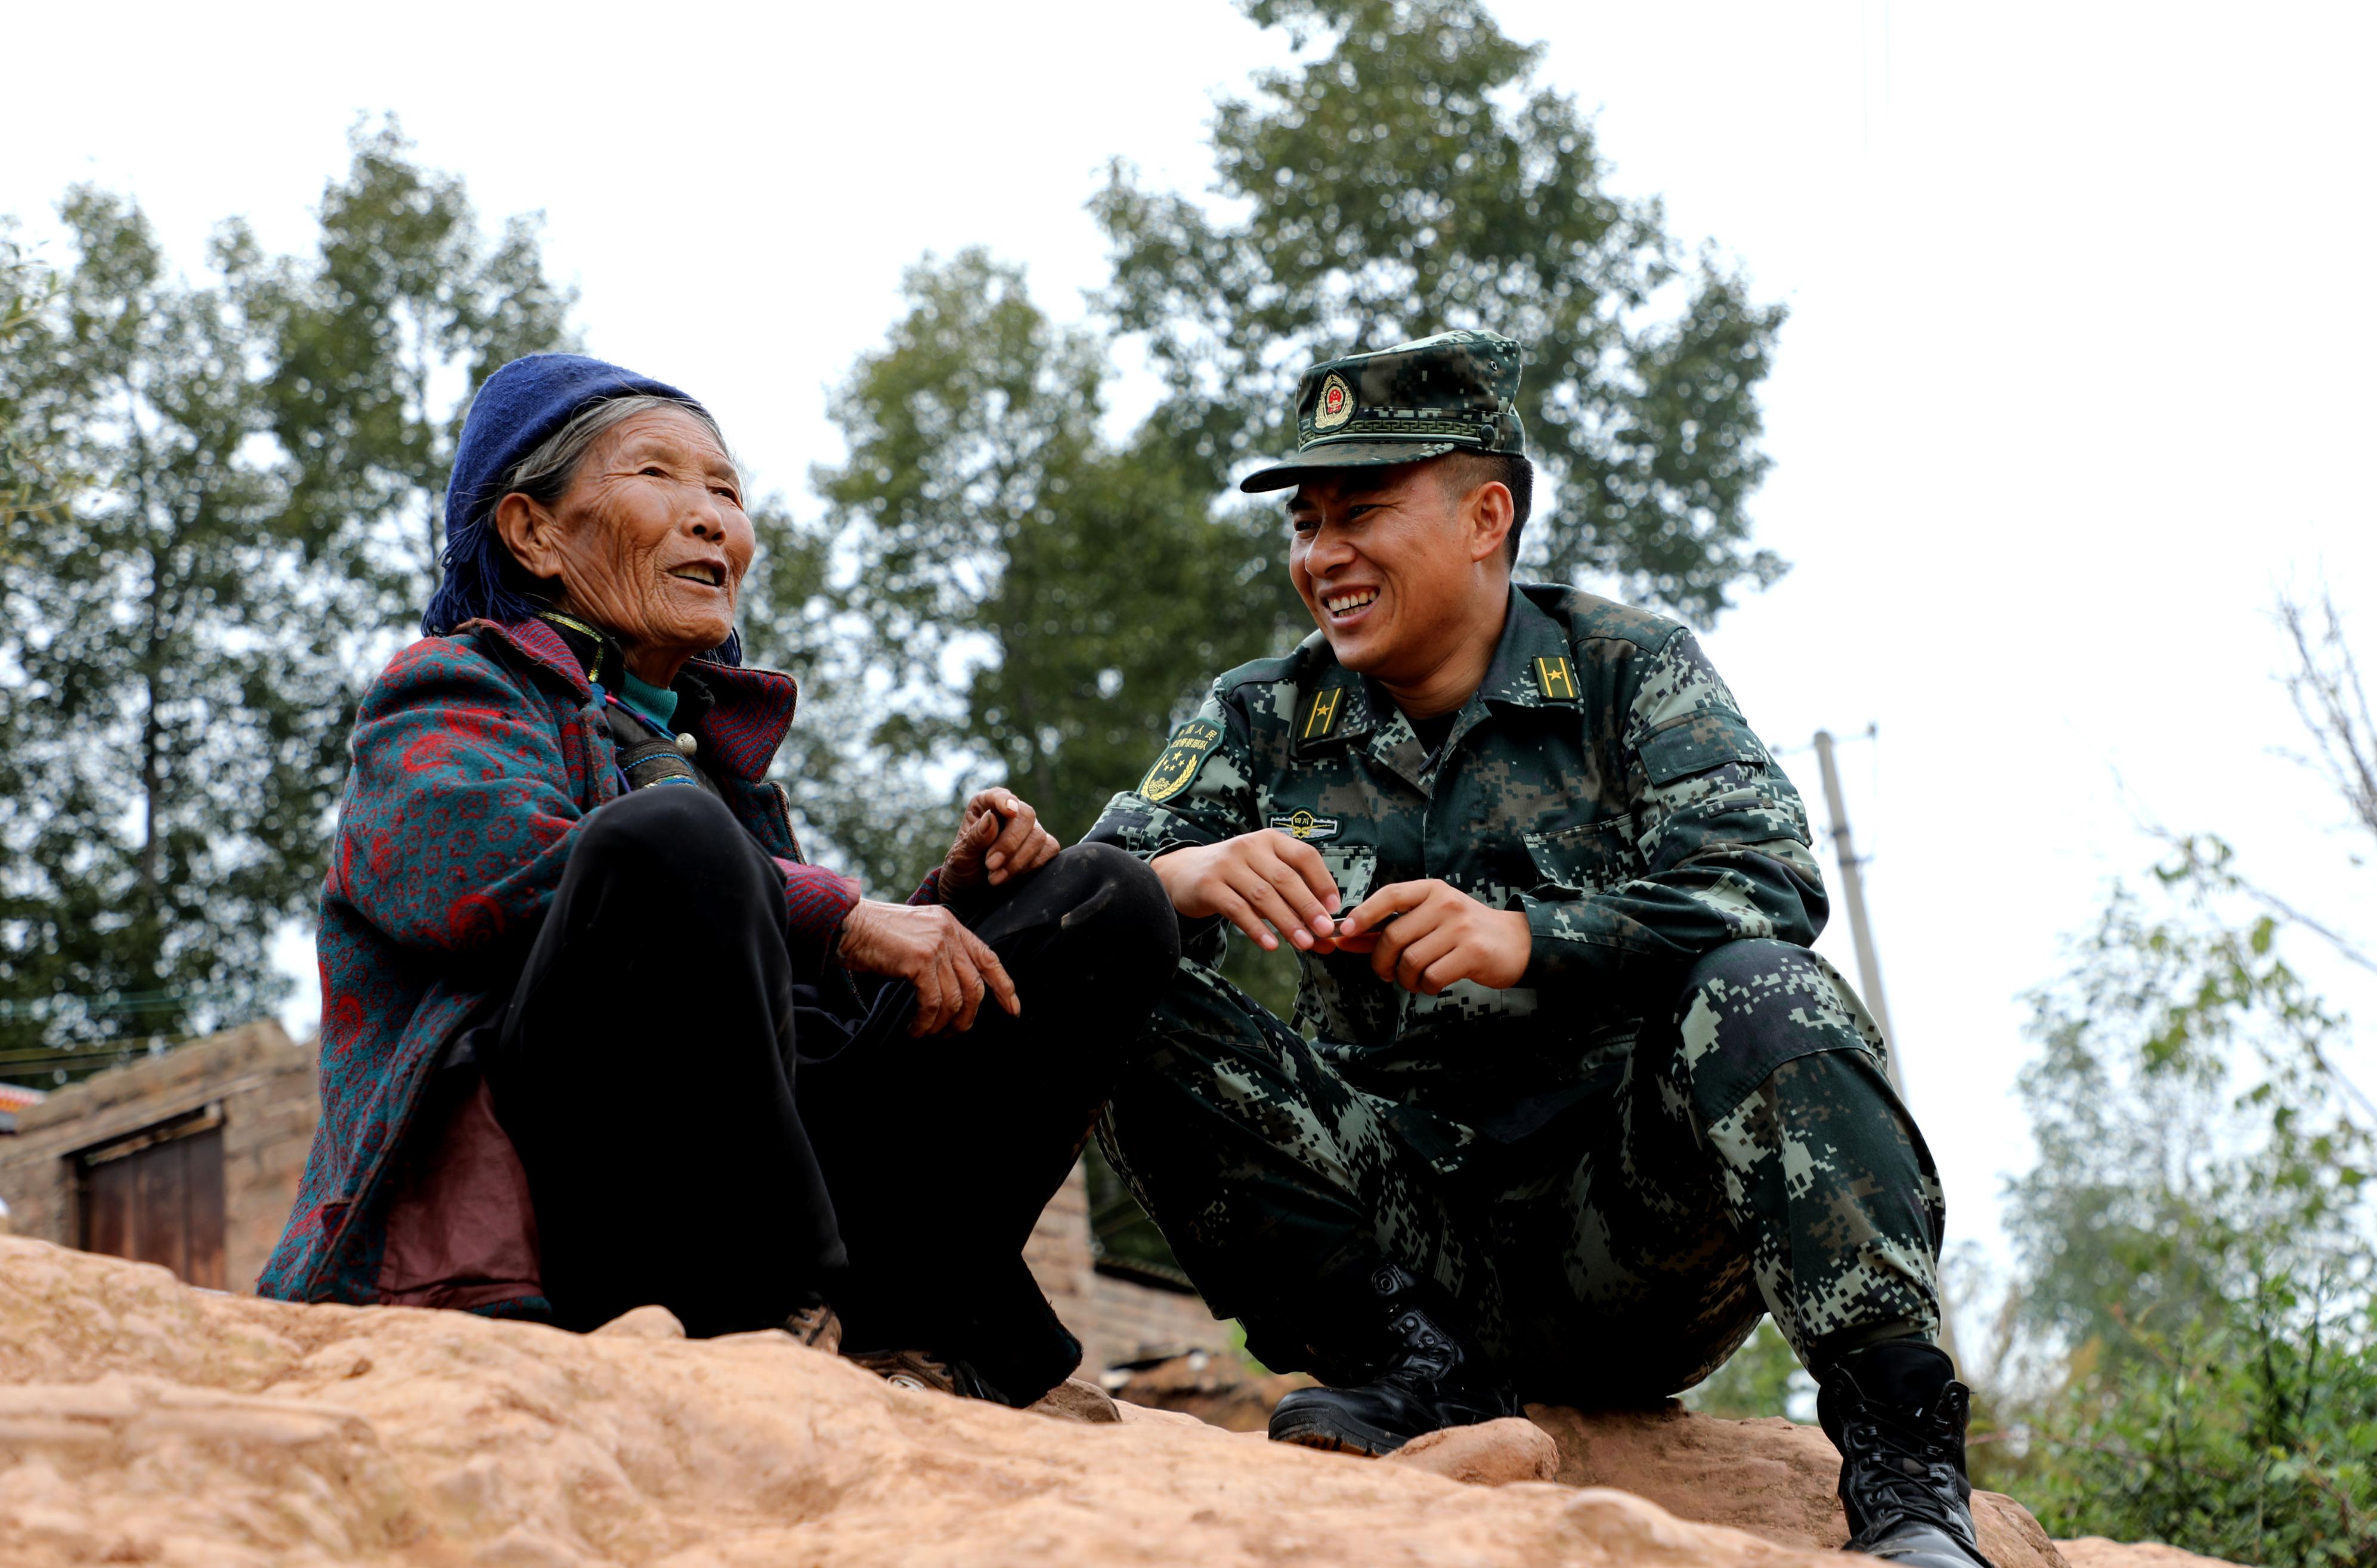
[258,618,881,1309]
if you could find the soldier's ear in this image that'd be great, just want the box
[1464,479,1515,569]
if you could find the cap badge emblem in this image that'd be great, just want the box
[1314,373,1354,432]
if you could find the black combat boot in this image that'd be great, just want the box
[1267,1262,1519,1456]
[1817,1340,1996,1568]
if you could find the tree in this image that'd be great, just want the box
[1094,0,1787,619]
[0,235,71,531]
[808,250,1303,892]
[1963,598,2377,1563]
[254,117,575,638]
[0,131,572,1087]
[1977,853,2377,1564]
[0,193,348,1080]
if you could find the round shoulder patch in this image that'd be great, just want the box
[1314,372,1354,432]
[1141,718,1225,804]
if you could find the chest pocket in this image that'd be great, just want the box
[1314,842,1379,919]
[1521,817,1637,898]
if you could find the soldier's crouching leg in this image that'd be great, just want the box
[1097,957,1456,1379]
[1673,938,1946,1372]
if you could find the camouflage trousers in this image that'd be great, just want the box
[1097,937,1945,1404]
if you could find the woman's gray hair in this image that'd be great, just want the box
[494,393,733,513]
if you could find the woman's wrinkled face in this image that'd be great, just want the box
[498,407,753,677]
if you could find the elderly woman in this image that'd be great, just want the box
[261,354,1178,1406]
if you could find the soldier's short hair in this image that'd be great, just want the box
[1435,451,1534,568]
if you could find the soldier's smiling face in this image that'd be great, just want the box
[1286,460,1511,687]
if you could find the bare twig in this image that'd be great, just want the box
[2144,823,2377,980]
[2277,587,2377,844]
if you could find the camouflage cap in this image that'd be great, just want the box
[1239,329,1527,494]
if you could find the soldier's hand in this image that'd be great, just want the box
[1335,880,1531,994]
[1152,831,1342,953]
[940,789,1061,898]
[835,898,1021,1036]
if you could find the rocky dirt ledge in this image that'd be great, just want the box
[0,1238,2222,1567]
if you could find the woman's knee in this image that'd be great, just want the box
[569,787,772,909]
[1054,842,1182,975]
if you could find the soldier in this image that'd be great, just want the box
[1085,331,1992,1567]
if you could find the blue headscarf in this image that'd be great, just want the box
[423,353,742,666]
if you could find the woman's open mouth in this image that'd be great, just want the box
[667,562,727,589]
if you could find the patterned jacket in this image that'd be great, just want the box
[258,618,873,1311]
[1084,584,1828,1136]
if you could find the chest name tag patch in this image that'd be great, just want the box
[1268,810,1341,842]
[1534,655,1579,701]
[1141,719,1224,804]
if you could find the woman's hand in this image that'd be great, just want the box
[939,789,1061,900]
[1152,831,1342,953]
[835,899,1020,1036]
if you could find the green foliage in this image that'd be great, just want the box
[2009,845,2369,1360]
[1976,843,2377,1563]
[0,134,571,1085]
[2017,1278,2377,1564]
[252,117,575,631]
[0,193,341,1074]
[807,250,1303,891]
[1684,1319,1813,1421]
[798,0,1793,886]
[1094,0,1786,619]
[0,235,72,530]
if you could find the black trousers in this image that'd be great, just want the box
[483,786,1179,1401]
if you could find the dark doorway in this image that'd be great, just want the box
[76,1108,227,1290]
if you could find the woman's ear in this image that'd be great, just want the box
[493,492,564,582]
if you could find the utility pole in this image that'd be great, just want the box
[1810,728,1902,1095]
[1812,727,1963,1369]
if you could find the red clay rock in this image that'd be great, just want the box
[1027,1375,1123,1424]
[590,1303,686,1340]
[1526,1400,2068,1568]
[0,1237,1853,1567]
[1385,1417,1561,1485]
[0,1237,2193,1567]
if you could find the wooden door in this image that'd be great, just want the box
[78,1120,226,1290]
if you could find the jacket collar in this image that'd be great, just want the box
[1289,585,1576,793]
[1474,584,1583,712]
[459,616,801,782]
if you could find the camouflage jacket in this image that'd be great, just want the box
[1085,585,1827,1123]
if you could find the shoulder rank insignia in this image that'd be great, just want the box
[1534,655,1579,701]
[1301,685,1349,741]
[1267,810,1340,842]
[1141,718,1224,804]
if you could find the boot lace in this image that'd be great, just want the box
[1839,1402,1973,1541]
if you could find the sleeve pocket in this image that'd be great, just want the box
[1522,817,1636,896]
[1639,715,1771,786]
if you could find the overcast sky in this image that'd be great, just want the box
[11,1,2374,1289]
